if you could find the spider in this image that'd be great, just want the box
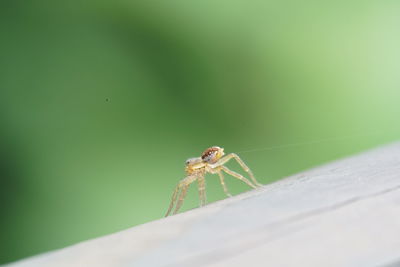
[165,146,262,216]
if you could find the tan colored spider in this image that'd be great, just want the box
[165,146,262,216]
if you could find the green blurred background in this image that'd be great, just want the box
[1,0,400,264]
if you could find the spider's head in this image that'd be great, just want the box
[185,157,203,175]
[185,157,202,166]
[201,146,225,164]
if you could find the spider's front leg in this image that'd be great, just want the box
[165,183,181,217]
[215,153,262,187]
[165,175,197,217]
[173,184,189,215]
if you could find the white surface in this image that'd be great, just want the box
[6,142,400,267]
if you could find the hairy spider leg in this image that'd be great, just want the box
[220,166,257,189]
[165,174,197,217]
[197,175,206,207]
[217,171,232,197]
[174,184,189,214]
[215,153,262,186]
[165,183,180,217]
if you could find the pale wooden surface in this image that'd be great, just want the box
[6,142,400,267]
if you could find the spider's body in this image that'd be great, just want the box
[165,146,262,216]
[184,157,205,175]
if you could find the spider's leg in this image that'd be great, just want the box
[165,183,181,217]
[218,153,262,186]
[217,171,232,197]
[173,184,189,214]
[165,175,196,217]
[197,175,206,207]
[221,166,257,189]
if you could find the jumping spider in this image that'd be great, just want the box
[165,146,262,216]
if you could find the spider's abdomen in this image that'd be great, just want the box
[201,146,224,164]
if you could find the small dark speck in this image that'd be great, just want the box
[106,98,109,102]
